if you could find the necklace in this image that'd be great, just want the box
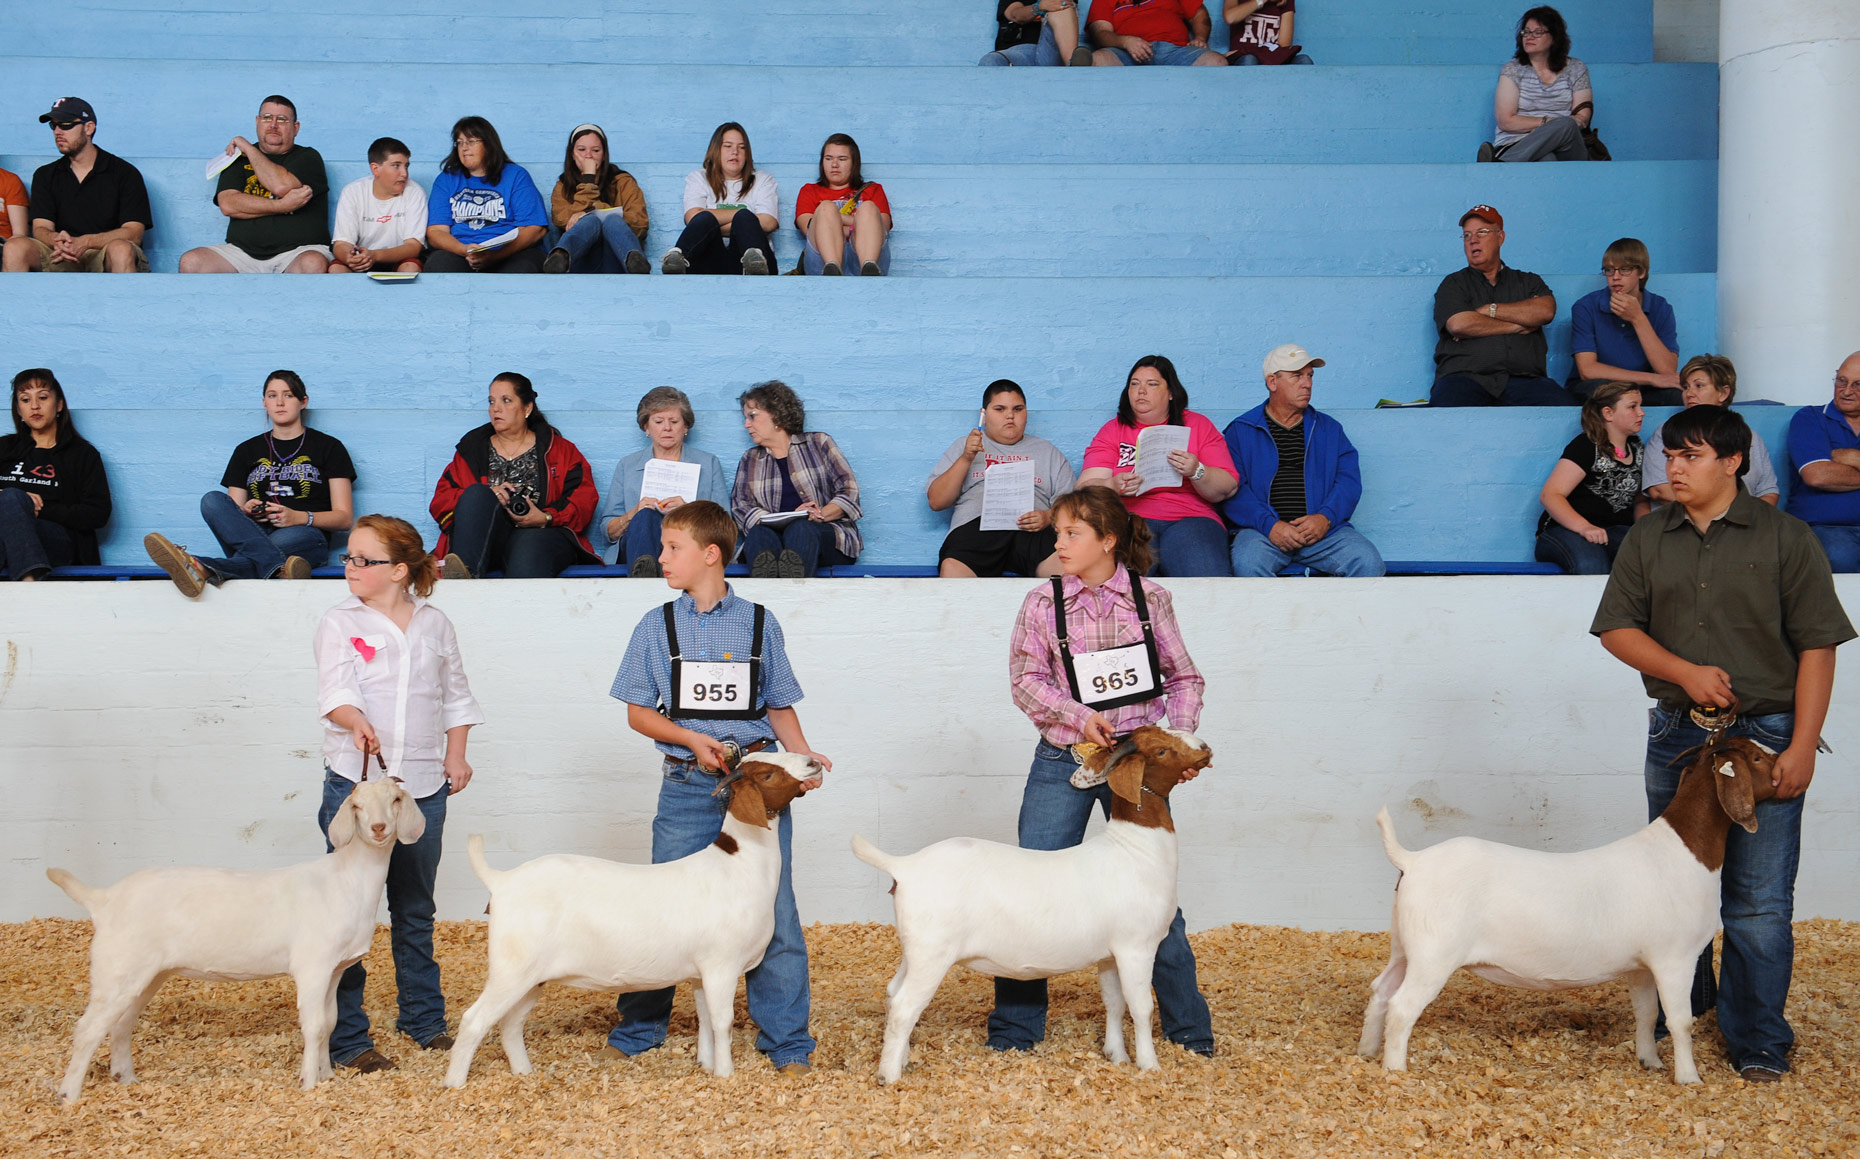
[267,429,308,462]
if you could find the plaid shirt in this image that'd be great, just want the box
[1009,569,1204,745]
[731,431,864,559]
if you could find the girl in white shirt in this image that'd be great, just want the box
[313,513,484,1072]
[661,121,779,276]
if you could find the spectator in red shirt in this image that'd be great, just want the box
[795,134,891,277]
[1087,0,1227,66]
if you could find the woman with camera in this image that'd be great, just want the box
[429,372,600,579]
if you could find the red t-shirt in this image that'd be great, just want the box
[0,168,27,239]
[793,182,891,228]
[1229,0,1299,64]
[1082,410,1236,524]
[1086,0,1202,46]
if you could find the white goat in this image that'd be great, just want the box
[1358,737,1777,1084]
[47,776,424,1101]
[851,726,1212,1083]
[442,752,817,1087]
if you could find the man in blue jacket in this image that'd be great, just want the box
[1222,344,1385,577]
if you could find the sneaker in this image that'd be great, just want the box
[279,556,312,580]
[821,261,841,276]
[624,249,651,275]
[340,1048,398,1073]
[860,260,883,277]
[441,553,472,580]
[542,247,572,274]
[777,548,806,578]
[750,551,779,578]
[1739,1064,1785,1083]
[661,248,689,274]
[1476,141,1497,163]
[741,248,770,276]
[144,533,205,598]
[630,554,662,578]
[1069,45,1095,66]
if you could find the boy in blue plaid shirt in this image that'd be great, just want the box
[600,500,830,1074]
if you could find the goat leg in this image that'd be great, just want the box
[876,954,951,1084]
[497,985,543,1075]
[1626,969,1664,1072]
[1358,945,1407,1059]
[1111,947,1161,1071]
[695,975,737,1078]
[1652,963,1703,1084]
[106,976,163,1086]
[1378,956,1456,1071]
[1097,963,1130,1064]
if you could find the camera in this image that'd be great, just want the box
[507,492,531,516]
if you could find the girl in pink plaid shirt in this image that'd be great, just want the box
[990,486,1214,1055]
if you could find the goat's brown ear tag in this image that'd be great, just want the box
[1715,754,1758,833]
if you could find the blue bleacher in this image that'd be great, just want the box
[1,1,1723,575]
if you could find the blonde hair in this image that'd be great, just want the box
[1679,353,1737,404]
[355,514,438,597]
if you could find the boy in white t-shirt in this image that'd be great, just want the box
[329,136,428,274]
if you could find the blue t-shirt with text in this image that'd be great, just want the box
[427,162,547,245]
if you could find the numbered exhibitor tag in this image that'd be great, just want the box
[675,660,751,714]
[1070,641,1157,710]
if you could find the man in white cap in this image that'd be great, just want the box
[1221,344,1385,577]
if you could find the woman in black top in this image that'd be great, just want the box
[1535,379,1646,574]
[0,368,111,580]
[144,370,357,597]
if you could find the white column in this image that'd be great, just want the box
[1718,4,1860,403]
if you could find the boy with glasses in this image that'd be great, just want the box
[1568,237,1682,404]
[2,97,152,273]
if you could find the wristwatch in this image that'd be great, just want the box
[1190,464,1207,482]
[1487,302,1499,318]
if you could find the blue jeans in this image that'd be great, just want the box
[1231,52,1312,64]
[621,507,666,567]
[802,233,891,276]
[1645,706,1804,1073]
[1230,524,1385,577]
[989,741,1213,1051]
[559,211,644,273]
[0,486,74,578]
[742,520,854,576]
[1429,374,1576,407]
[609,758,815,1067]
[1101,41,1222,65]
[193,489,330,582]
[673,209,775,275]
[1143,516,1232,577]
[980,20,1062,66]
[1807,524,1860,573]
[318,769,450,1063]
[449,483,584,578]
[1534,522,1627,576]
[1495,115,1588,162]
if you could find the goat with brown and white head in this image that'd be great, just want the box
[1358,736,1778,1084]
[443,752,816,1087]
[852,725,1212,1083]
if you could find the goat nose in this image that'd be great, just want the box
[371,822,388,836]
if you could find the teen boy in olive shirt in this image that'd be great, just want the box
[1591,405,1853,1082]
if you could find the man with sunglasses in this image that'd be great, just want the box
[179,94,331,274]
[1429,204,1570,407]
[1784,351,1860,572]
[2,97,151,273]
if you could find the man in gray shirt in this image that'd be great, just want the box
[927,379,1077,577]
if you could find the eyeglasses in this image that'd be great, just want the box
[1520,26,1551,38]
[1600,266,1642,276]
[341,553,394,568]
[1836,377,1860,394]
[1461,228,1498,240]
[50,120,82,131]
[257,114,296,125]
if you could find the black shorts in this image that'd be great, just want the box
[938,518,1057,577]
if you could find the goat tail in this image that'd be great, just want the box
[466,834,501,890]
[46,868,98,912]
[850,834,898,877]
[1374,807,1414,873]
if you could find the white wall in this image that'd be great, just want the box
[7,576,1857,930]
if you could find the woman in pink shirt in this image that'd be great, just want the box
[1078,355,1238,575]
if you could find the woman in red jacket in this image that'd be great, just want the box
[430,372,599,578]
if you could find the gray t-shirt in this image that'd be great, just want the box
[1642,424,1780,499]
[1494,57,1591,146]
[929,431,1077,529]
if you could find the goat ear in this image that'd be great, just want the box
[1106,753,1145,805]
[1714,752,1759,834]
[727,776,770,829]
[327,791,360,849]
[394,785,427,844]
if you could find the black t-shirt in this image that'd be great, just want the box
[1432,264,1553,390]
[1266,414,1307,522]
[995,0,1041,49]
[215,144,331,259]
[1539,434,1642,535]
[27,148,153,238]
[221,428,356,512]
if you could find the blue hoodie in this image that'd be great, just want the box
[1220,401,1363,533]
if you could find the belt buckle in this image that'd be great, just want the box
[1689,702,1736,735]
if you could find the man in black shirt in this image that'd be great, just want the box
[1429,204,1572,406]
[2,97,151,273]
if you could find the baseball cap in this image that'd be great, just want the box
[1459,204,1503,229]
[40,97,96,125]
[1263,344,1326,377]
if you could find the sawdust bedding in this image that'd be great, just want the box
[4,917,1856,1158]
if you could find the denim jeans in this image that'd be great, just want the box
[980,19,1062,66]
[1534,522,1627,576]
[449,483,583,578]
[1429,374,1576,407]
[0,486,74,578]
[1231,52,1312,64]
[1807,524,1860,573]
[988,741,1213,1052]
[621,507,666,568]
[609,758,815,1066]
[193,489,330,582]
[673,209,775,275]
[1143,516,1232,577]
[1230,524,1385,577]
[802,233,891,276]
[318,768,450,1063]
[560,212,644,273]
[1495,115,1588,162]
[1101,41,1221,65]
[1645,706,1804,1073]
[742,520,854,576]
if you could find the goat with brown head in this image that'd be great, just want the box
[1082,725,1213,829]
[1662,737,1778,871]
[710,752,817,829]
